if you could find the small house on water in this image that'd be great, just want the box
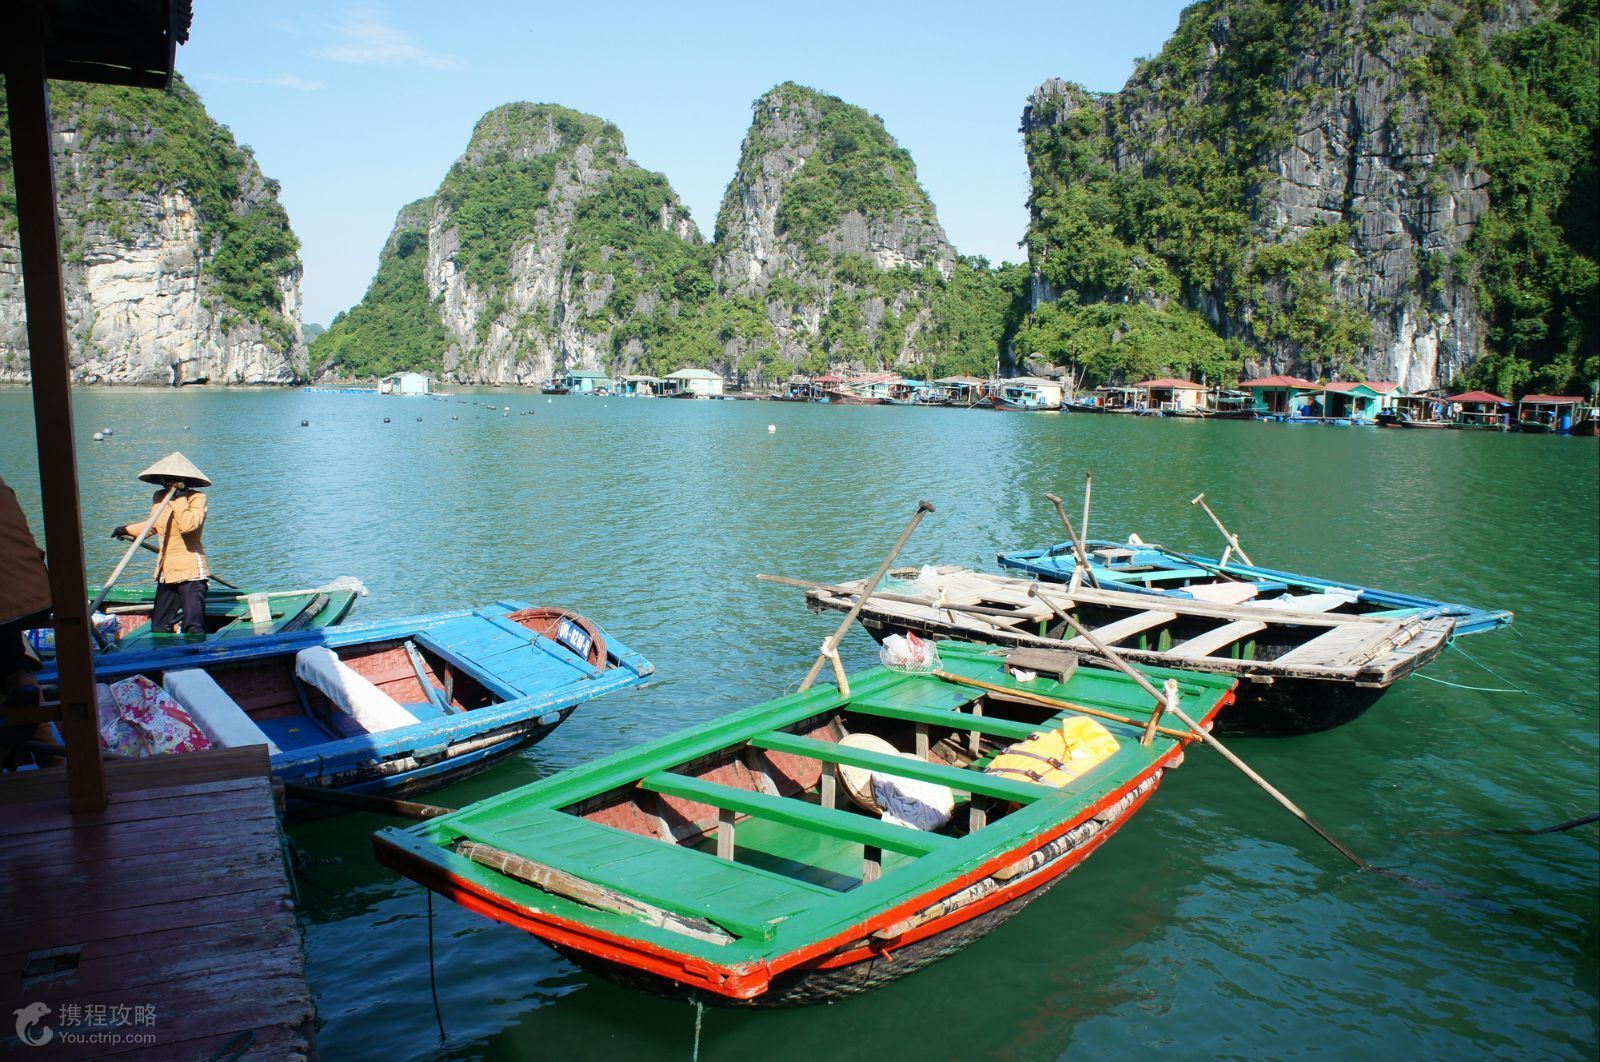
[563,368,614,394]
[1320,381,1403,423]
[379,371,433,396]
[1446,390,1513,430]
[991,376,1066,411]
[934,376,987,406]
[1135,378,1205,413]
[1240,375,1318,418]
[1517,394,1584,433]
[617,375,661,397]
[662,367,724,398]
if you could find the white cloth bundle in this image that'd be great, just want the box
[294,646,419,734]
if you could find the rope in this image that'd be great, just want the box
[1415,673,1527,694]
[428,890,447,1044]
[691,994,704,1062]
[1447,642,1597,712]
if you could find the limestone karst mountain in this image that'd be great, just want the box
[0,75,305,384]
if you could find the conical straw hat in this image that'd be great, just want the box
[138,451,211,488]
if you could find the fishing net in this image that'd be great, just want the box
[880,631,940,673]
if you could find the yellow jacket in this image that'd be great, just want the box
[126,489,209,584]
[0,476,51,624]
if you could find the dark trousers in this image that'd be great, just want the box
[151,580,208,634]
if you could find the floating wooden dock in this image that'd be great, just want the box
[0,747,315,1058]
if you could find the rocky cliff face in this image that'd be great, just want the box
[1023,0,1576,389]
[0,77,305,384]
[315,104,705,384]
[713,83,958,371]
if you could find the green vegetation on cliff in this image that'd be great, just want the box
[1023,0,1599,392]
[1413,0,1598,395]
[313,199,449,378]
[0,75,301,348]
[730,82,931,247]
[1022,0,1369,385]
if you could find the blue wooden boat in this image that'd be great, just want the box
[997,539,1512,635]
[35,601,653,801]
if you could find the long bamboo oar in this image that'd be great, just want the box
[134,538,240,590]
[799,500,935,692]
[931,670,1194,741]
[1044,492,1099,589]
[90,484,178,619]
[1032,589,1401,876]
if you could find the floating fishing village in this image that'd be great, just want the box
[2,2,1597,1060]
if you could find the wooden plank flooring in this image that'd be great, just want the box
[0,748,315,1058]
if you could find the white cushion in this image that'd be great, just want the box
[163,669,280,754]
[294,646,419,734]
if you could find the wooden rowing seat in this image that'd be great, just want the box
[1065,609,1177,648]
[1271,623,1401,668]
[1165,620,1268,659]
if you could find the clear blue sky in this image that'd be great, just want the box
[177,1,1192,326]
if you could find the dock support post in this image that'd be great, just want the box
[4,11,106,812]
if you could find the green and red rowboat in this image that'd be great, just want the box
[374,643,1236,1005]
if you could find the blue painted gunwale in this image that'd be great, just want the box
[996,540,1512,636]
[39,601,654,795]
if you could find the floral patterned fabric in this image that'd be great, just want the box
[96,675,212,757]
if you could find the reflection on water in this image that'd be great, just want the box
[1,387,1595,1059]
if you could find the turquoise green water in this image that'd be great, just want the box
[2,388,1596,1058]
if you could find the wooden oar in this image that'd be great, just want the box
[282,782,454,820]
[931,670,1194,741]
[1081,470,1093,544]
[757,573,1026,620]
[1191,492,1256,567]
[134,537,240,590]
[1030,588,1398,876]
[799,500,936,693]
[1044,492,1100,589]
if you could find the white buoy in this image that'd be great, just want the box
[547,399,552,404]
[503,406,510,412]
[767,424,777,434]
[92,431,104,442]
[102,428,113,436]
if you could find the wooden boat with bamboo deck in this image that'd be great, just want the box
[27,579,366,662]
[374,643,1235,1005]
[999,538,1512,636]
[792,568,1455,735]
[35,601,653,801]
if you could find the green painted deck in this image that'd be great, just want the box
[379,644,1237,969]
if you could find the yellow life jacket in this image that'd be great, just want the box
[984,716,1120,788]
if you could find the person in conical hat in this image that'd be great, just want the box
[112,452,213,635]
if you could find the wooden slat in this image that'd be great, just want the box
[845,698,1044,742]
[1272,624,1399,667]
[1066,609,1177,647]
[640,772,953,856]
[1166,620,1268,659]
[749,732,1047,804]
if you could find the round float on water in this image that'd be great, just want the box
[92,432,104,442]
[301,420,309,427]
[416,416,423,422]
[384,417,391,424]
[768,424,777,433]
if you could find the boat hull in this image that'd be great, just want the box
[40,603,653,801]
[849,612,1410,737]
[998,541,1512,636]
[557,777,1159,1006]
